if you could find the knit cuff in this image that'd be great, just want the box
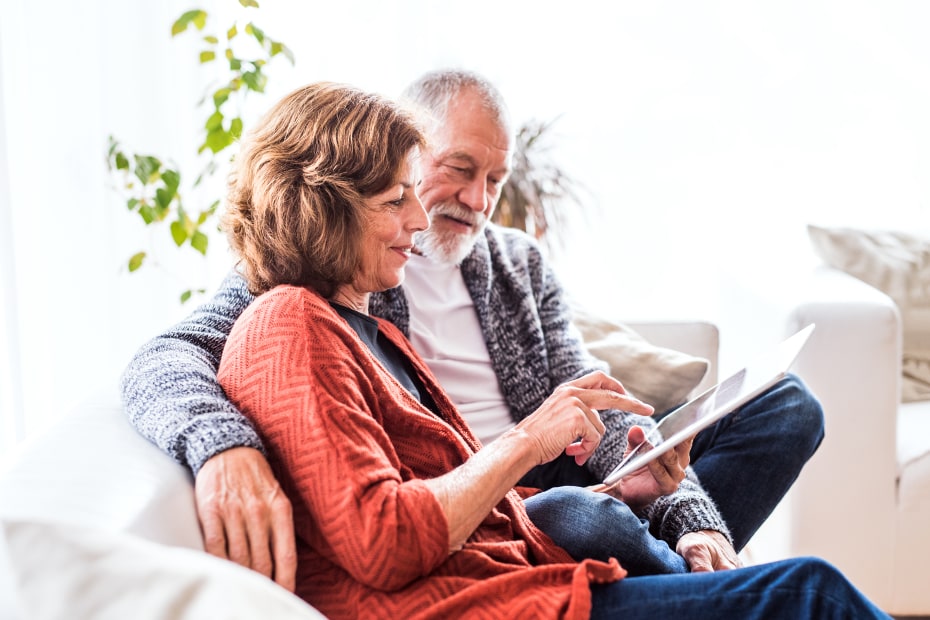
[176,414,266,476]
[644,478,732,547]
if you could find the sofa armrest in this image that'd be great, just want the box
[783,265,901,592]
[0,387,202,551]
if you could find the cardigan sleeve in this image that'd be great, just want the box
[120,270,264,475]
[218,287,451,591]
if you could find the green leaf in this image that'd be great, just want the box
[133,155,161,185]
[212,87,231,108]
[138,204,156,225]
[228,57,241,71]
[161,169,181,195]
[126,198,139,211]
[227,24,238,40]
[199,50,216,64]
[203,35,218,45]
[241,70,266,93]
[245,23,265,45]
[115,151,129,171]
[205,110,224,131]
[191,230,209,255]
[155,186,174,209]
[197,201,219,225]
[239,0,260,7]
[170,220,188,246]
[203,127,234,154]
[180,289,193,304]
[171,10,207,36]
[229,116,243,139]
[128,252,146,272]
[269,41,295,64]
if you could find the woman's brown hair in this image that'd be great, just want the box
[222,82,425,296]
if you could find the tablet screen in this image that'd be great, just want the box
[601,323,814,486]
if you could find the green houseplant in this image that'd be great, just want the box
[106,0,293,302]
[492,116,589,255]
[107,4,585,301]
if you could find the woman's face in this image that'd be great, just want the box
[350,150,427,299]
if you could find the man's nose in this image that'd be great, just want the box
[457,178,488,213]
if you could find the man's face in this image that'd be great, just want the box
[414,91,512,265]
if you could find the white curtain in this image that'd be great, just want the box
[2,0,930,452]
[0,27,23,453]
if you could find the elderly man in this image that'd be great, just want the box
[121,69,823,591]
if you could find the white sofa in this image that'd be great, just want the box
[778,265,930,617]
[0,320,720,619]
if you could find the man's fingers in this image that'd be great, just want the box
[245,502,274,580]
[199,508,229,560]
[224,514,252,569]
[270,495,297,592]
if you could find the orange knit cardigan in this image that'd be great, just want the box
[218,285,625,619]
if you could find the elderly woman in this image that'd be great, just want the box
[217,82,889,619]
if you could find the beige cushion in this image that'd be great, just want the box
[1,519,326,620]
[808,224,930,402]
[573,308,709,413]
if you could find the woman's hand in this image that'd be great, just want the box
[424,370,654,552]
[513,371,654,467]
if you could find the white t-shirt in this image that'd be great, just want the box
[402,253,515,445]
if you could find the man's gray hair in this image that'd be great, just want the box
[401,69,511,135]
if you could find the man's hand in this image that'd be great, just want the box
[597,426,692,512]
[676,530,741,572]
[195,447,297,591]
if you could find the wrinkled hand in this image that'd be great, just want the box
[195,446,297,591]
[514,371,654,467]
[602,426,693,512]
[676,530,741,572]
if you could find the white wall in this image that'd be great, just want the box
[1,0,929,449]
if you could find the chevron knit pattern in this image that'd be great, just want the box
[217,285,625,619]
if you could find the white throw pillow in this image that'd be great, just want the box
[572,308,710,414]
[808,224,930,402]
[1,519,327,620]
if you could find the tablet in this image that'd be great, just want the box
[602,323,815,486]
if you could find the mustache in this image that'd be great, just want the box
[429,202,486,227]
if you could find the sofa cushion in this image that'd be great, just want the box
[807,224,930,402]
[572,307,710,414]
[0,519,326,620]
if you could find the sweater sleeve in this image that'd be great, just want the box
[534,253,732,546]
[119,270,263,475]
[218,288,450,591]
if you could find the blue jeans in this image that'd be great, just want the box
[523,374,824,574]
[590,557,890,619]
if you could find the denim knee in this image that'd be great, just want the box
[778,374,826,454]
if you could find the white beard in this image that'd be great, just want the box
[415,203,487,266]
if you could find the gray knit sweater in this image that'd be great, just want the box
[120,223,729,545]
